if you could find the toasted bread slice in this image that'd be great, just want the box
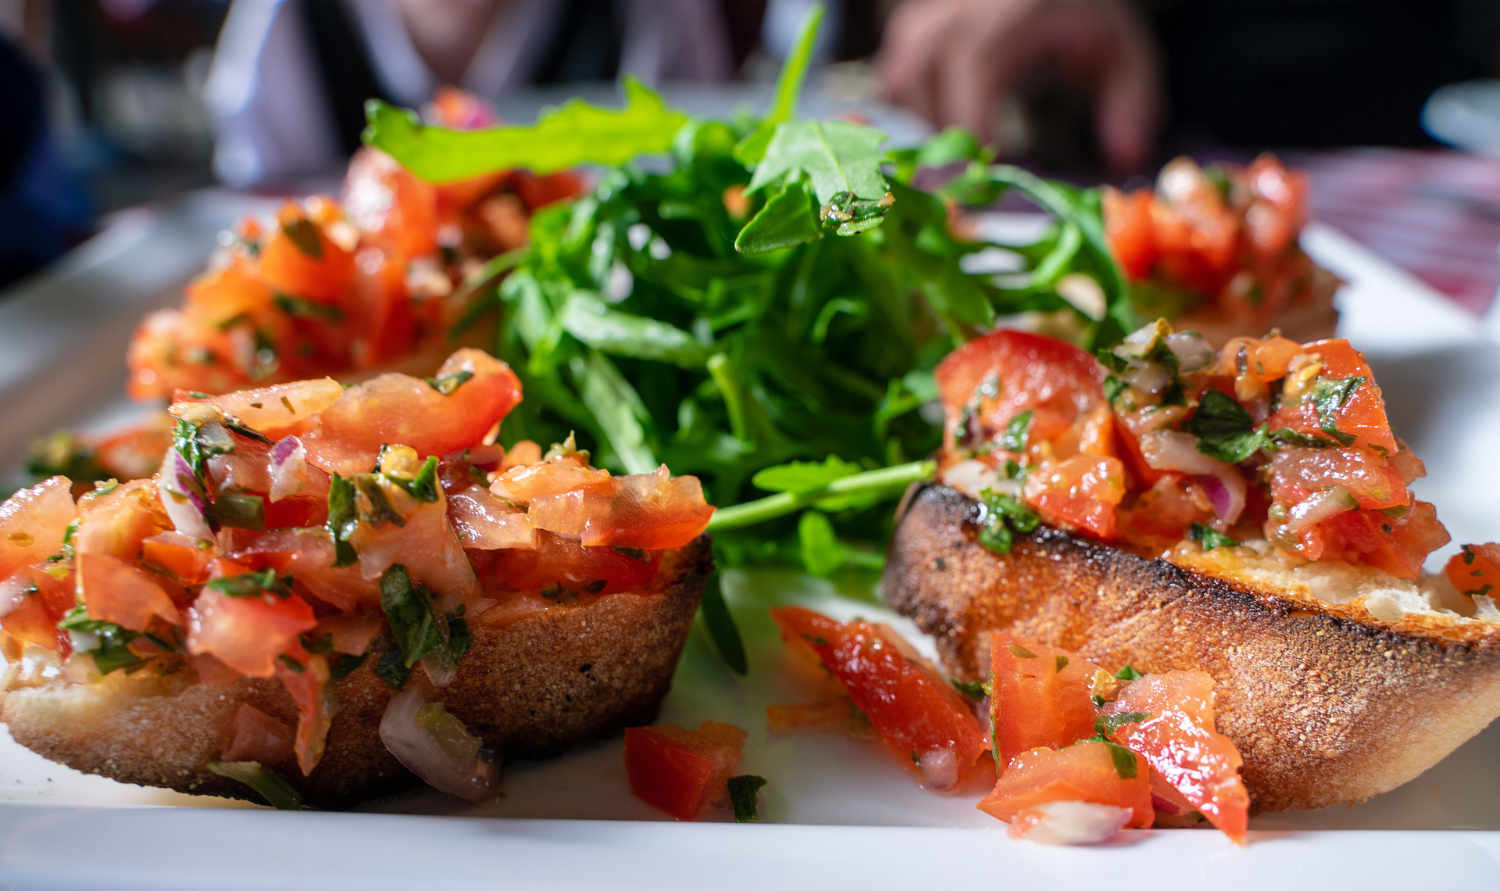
[1,537,711,808]
[882,483,1500,812]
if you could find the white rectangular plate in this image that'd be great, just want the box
[0,210,1496,889]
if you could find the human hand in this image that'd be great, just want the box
[878,0,1163,172]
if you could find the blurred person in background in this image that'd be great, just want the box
[0,8,92,288]
[879,0,1500,173]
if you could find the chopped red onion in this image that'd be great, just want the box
[379,685,499,802]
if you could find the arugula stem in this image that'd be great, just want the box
[707,459,935,532]
[707,353,752,441]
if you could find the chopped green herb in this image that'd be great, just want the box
[950,678,987,700]
[1114,665,1142,680]
[1055,655,1069,672]
[1308,375,1365,445]
[206,761,304,810]
[999,410,1032,453]
[1188,390,1261,463]
[1189,523,1240,551]
[383,455,440,503]
[330,652,368,680]
[976,488,1041,555]
[700,572,747,675]
[375,564,470,689]
[280,218,323,259]
[208,492,266,530]
[326,474,359,567]
[728,774,768,823]
[277,654,306,673]
[1009,643,1037,659]
[1095,711,1150,737]
[273,291,344,321]
[426,370,475,395]
[57,605,147,674]
[206,569,289,599]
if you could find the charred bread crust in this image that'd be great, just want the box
[1,536,712,808]
[882,483,1500,813]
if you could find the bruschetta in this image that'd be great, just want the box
[881,323,1500,812]
[0,348,713,806]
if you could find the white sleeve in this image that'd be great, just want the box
[204,0,341,187]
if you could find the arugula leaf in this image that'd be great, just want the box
[734,3,824,164]
[798,511,843,576]
[728,774,768,823]
[363,78,690,183]
[699,572,747,675]
[733,182,823,255]
[745,120,890,233]
[560,295,709,367]
[752,456,864,495]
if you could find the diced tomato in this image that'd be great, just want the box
[624,721,746,820]
[341,148,441,259]
[301,349,522,475]
[978,741,1154,830]
[1268,340,1397,455]
[1314,501,1449,580]
[1104,671,1250,843]
[141,531,214,584]
[222,703,296,765]
[346,480,479,605]
[231,527,378,611]
[183,378,343,438]
[0,477,75,578]
[526,467,714,551]
[185,565,317,678]
[257,200,355,305]
[1115,474,1211,542]
[765,698,872,738]
[312,610,384,655]
[79,553,182,630]
[1267,446,1410,512]
[489,459,612,503]
[1102,187,1157,280]
[1446,543,1500,599]
[94,421,175,483]
[987,631,1101,764]
[1243,155,1308,261]
[936,330,1105,454]
[0,566,76,654]
[1022,454,1126,539]
[276,640,334,776]
[771,606,987,789]
[487,532,659,594]
[1215,334,1302,385]
[447,487,537,550]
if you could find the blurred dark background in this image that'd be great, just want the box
[3,0,1499,289]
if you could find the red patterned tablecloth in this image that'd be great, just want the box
[1290,148,1500,317]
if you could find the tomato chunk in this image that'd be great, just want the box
[0,477,76,579]
[302,349,522,474]
[1104,671,1250,843]
[978,741,1154,830]
[1022,455,1126,539]
[936,329,1105,454]
[1268,340,1397,455]
[526,467,714,551]
[624,721,746,820]
[771,606,987,789]
[185,564,317,678]
[988,631,1102,764]
[1447,543,1500,600]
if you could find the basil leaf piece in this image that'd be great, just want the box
[326,474,359,567]
[426,370,474,395]
[57,605,147,674]
[1189,390,1265,462]
[363,78,690,183]
[207,761,305,810]
[999,410,1032,453]
[383,455,440,503]
[273,291,343,321]
[1189,523,1240,551]
[728,774,768,823]
[950,678,987,700]
[279,219,323,260]
[1114,665,1143,680]
[206,569,290,598]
